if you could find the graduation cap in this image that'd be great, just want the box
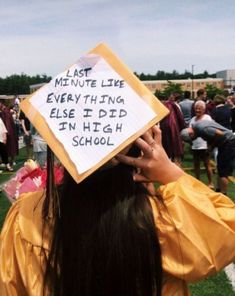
[20,43,169,183]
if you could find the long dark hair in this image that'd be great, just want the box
[43,146,162,296]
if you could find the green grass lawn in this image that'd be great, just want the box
[190,271,235,296]
[0,145,235,295]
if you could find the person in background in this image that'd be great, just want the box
[227,94,235,132]
[0,100,18,166]
[205,94,216,115]
[0,117,13,172]
[211,94,231,130]
[179,90,194,127]
[14,96,20,107]
[195,88,207,102]
[160,92,186,166]
[9,106,20,164]
[210,94,232,172]
[191,88,211,117]
[181,120,235,195]
[32,127,47,168]
[189,101,214,188]
[10,106,21,141]
[1,126,235,295]
[19,110,32,159]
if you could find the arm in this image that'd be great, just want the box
[20,118,29,136]
[0,202,27,295]
[117,126,235,282]
[0,192,48,295]
[214,128,224,137]
[153,174,235,282]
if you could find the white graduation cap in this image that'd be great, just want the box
[20,43,169,183]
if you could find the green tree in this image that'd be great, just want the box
[205,84,225,99]
[0,74,51,95]
[135,70,216,81]
[155,81,183,98]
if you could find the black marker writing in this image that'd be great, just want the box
[66,67,92,78]
[50,108,75,119]
[101,79,125,88]
[72,136,114,146]
[98,109,127,118]
[59,122,76,131]
[82,122,123,133]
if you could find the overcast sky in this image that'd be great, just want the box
[1,0,235,78]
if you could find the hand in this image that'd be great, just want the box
[116,125,184,184]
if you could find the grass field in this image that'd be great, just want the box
[0,144,235,295]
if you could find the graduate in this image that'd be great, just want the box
[0,125,235,295]
[1,44,235,296]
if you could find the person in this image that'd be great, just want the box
[181,120,235,195]
[1,125,235,296]
[195,88,207,102]
[227,94,235,132]
[19,109,32,159]
[179,90,194,126]
[0,117,13,172]
[0,100,19,166]
[189,101,214,188]
[160,92,186,166]
[32,127,47,168]
[14,96,20,107]
[191,88,211,117]
[10,105,21,145]
[211,94,231,130]
[210,94,232,172]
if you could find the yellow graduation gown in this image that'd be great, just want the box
[0,173,235,295]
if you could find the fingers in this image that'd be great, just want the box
[116,125,163,170]
[117,126,162,165]
[141,129,154,145]
[141,125,162,146]
[115,153,144,169]
[152,125,162,144]
[135,138,154,157]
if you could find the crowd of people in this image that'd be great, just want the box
[159,88,235,196]
[0,90,235,196]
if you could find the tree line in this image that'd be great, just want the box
[0,74,52,95]
[135,70,216,81]
[0,70,217,95]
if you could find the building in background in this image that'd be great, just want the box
[29,83,47,93]
[143,77,224,97]
[216,69,235,90]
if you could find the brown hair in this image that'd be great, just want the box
[213,94,225,105]
[196,88,205,97]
